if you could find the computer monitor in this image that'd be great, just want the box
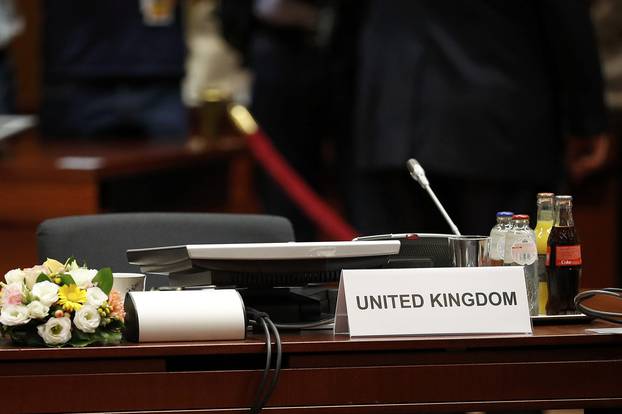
[126,234,452,323]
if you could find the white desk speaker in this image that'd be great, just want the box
[124,289,246,342]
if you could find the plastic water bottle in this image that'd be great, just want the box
[489,211,514,266]
[504,214,538,316]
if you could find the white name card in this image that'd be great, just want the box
[334,266,532,337]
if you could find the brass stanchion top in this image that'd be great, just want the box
[228,104,259,135]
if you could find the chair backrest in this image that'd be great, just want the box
[37,213,295,288]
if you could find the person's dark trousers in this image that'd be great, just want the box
[39,78,189,212]
[39,79,188,141]
[249,33,352,241]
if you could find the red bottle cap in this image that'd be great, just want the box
[512,214,529,220]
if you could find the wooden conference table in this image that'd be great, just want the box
[1,320,621,413]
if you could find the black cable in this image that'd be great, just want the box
[257,317,282,410]
[250,317,271,414]
[575,288,622,324]
[246,308,283,414]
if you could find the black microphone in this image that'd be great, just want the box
[406,159,461,236]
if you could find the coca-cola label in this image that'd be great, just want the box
[511,239,537,265]
[555,245,582,266]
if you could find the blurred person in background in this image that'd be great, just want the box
[592,0,622,291]
[0,0,23,113]
[183,0,251,109]
[593,0,622,123]
[39,0,187,141]
[349,0,610,237]
[221,0,362,241]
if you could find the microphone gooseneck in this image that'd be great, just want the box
[406,159,462,236]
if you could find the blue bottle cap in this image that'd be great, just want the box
[496,211,514,217]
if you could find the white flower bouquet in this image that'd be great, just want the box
[0,258,125,347]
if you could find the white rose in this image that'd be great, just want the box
[73,305,101,333]
[26,301,50,319]
[68,268,98,289]
[23,265,49,289]
[4,269,25,285]
[37,316,72,345]
[31,281,60,307]
[86,287,108,308]
[0,305,31,326]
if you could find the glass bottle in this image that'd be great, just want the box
[534,193,554,314]
[504,214,538,316]
[489,211,514,266]
[546,195,582,315]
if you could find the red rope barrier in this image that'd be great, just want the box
[229,105,358,241]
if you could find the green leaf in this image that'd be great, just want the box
[4,322,122,348]
[35,273,51,283]
[7,323,46,347]
[92,268,113,295]
[106,318,125,331]
[69,328,122,347]
[69,330,93,347]
[100,330,123,345]
[58,273,76,286]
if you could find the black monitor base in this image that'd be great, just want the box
[239,286,337,325]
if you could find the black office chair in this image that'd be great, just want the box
[36,212,295,289]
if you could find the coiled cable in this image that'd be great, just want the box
[574,288,622,324]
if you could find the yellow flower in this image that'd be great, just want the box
[58,284,87,312]
[44,258,65,275]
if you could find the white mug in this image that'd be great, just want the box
[112,273,146,303]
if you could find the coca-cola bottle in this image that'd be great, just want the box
[546,195,582,315]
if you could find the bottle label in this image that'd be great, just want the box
[545,246,550,266]
[555,245,582,266]
[511,239,537,265]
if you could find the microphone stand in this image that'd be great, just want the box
[406,159,462,236]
